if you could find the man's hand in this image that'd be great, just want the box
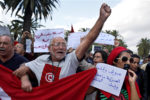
[99,3,111,22]
[21,75,32,92]
[13,65,30,78]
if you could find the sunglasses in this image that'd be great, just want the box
[118,56,133,62]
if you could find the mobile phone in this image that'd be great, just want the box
[124,64,130,70]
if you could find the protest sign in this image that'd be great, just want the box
[26,39,32,53]
[67,32,115,49]
[34,29,64,52]
[94,32,115,45]
[67,32,88,49]
[91,63,127,96]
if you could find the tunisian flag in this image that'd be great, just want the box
[0,65,96,100]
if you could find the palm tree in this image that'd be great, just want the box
[4,0,59,32]
[7,20,23,40]
[0,21,4,26]
[137,38,150,58]
[78,28,90,32]
[8,15,44,40]
[0,1,5,9]
[105,30,120,39]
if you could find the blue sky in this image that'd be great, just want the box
[0,0,150,53]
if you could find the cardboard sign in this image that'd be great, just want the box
[67,32,115,49]
[91,63,127,96]
[34,29,64,52]
[95,32,115,45]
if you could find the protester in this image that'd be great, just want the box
[141,56,149,71]
[130,54,148,100]
[13,3,111,92]
[14,42,35,61]
[85,50,108,100]
[92,47,141,100]
[14,42,25,56]
[145,63,150,100]
[93,50,108,65]
[0,34,29,71]
[20,31,34,52]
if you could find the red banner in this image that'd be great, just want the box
[0,65,96,100]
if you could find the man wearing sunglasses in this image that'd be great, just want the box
[130,54,148,100]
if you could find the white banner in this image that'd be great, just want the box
[94,32,115,45]
[34,29,64,52]
[0,87,11,100]
[67,32,115,49]
[91,63,126,96]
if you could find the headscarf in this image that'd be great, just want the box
[107,46,127,65]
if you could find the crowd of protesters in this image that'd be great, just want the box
[0,3,150,100]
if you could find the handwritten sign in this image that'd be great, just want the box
[95,32,115,45]
[34,29,64,52]
[67,32,115,49]
[91,63,127,96]
[67,32,88,49]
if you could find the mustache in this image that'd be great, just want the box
[0,48,5,51]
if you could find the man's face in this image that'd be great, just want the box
[130,57,140,72]
[0,36,14,57]
[14,43,24,55]
[48,37,67,61]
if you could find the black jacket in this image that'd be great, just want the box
[136,67,148,100]
[146,63,150,96]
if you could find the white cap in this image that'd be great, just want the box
[0,25,11,35]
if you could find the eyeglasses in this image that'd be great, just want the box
[94,56,101,59]
[51,42,67,47]
[118,56,133,62]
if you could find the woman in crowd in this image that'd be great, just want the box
[96,46,141,100]
[86,50,108,100]
[93,50,108,65]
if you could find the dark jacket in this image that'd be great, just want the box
[145,63,150,96]
[136,67,148,100]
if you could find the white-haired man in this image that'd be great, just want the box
[13,3,111,92]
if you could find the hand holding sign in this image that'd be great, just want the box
[91,63,127,96]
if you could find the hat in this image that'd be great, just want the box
[14,41,19,46]
[107,46,127,65]
[0,25,11,35]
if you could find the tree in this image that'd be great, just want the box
[3,0,59,32]
[0,1,5,9]
[0,21,4,26]
[105,30,120,39]
[78,28,90,32]
[137,38,150,58]
[7,15,44,40]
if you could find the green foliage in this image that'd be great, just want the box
[78,28,90,32]
[7,15,44,40]
[137,38,150,58]
[0,1,5,9]
[3,0,59,32]
[4,0,59,20]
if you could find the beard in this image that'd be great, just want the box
[50,49,66,61]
